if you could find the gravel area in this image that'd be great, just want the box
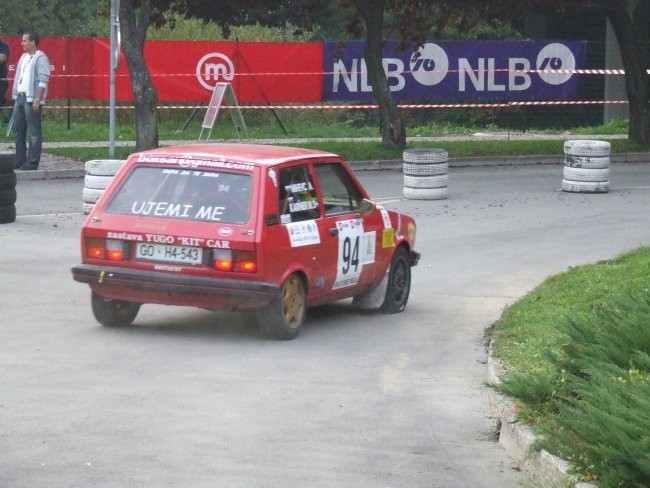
[39,153,86,171]
[0,143,84,172]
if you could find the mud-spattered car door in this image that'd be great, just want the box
[271,163,329,299]
[311,161,384,299]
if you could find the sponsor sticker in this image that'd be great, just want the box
[382,228,395,248]
[333,219,375,289]
[286,220,321,247]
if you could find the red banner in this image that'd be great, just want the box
[4,37,94,99]
[4,36,322,103]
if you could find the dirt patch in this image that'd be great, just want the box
[39,153,85,171]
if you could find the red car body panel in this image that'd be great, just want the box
[72,143,418,313]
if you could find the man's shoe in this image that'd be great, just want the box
[20,164,38,171]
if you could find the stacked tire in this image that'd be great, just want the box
[0,152,17,224]
[562,140,610,193]
[402,148,449,200]
[83,159,125,214]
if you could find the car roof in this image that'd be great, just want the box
[130,143,341,167]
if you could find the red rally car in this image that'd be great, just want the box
[71,144,420,340]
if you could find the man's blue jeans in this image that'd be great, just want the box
[13,93,42,169]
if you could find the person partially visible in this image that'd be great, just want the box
[12,30,50,171]
[0,21,10,120]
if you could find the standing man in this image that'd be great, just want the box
[12,31,50,171]
[0,21,10,120]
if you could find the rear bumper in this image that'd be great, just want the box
[71,264,279,308]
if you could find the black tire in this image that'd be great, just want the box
[91,291,141,327]
[380,247,411,313]
[0,152,15,173]
[0,189,17,206]
[0,204,16,224]
[0,172,17,190]
[257,274,306,340]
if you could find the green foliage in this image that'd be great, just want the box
[17,0,524,41]
[0,0,105,36]
[438,17,523,41]
[227,22,322,42]
[75,14,110,38]
[145,12,322,41]
[537,299,650,486]
[489,247,650,486]
[146,12,224,40]
[74,9,322,41]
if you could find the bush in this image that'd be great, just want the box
[490,247,650,486]
[500,293,650,486]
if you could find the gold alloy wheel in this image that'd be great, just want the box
[282,275,306,329]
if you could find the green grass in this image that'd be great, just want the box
[1,113,645,162]
[487,247,650,486]
[1,115,643,163]
[42,137,646,165]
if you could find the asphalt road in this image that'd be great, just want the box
[3,163,650,487]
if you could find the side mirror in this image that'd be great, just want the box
[358,198,376,215]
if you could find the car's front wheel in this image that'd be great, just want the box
[257,274,306,340]
[91,292,141,327]
[380,247,411,313]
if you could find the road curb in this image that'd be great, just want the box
[15,168,85,181]
[486,345,596,488]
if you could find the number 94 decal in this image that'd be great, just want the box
[333,219,376,290]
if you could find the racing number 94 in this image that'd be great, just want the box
[341,236,360,274]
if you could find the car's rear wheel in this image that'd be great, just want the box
[257,274,306,340]
[380,247,411,313]
[91,292,141,327]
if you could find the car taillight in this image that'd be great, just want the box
[212,250,256,273]
[86,238,127,261]
[213,250,233,271]
[87,237,106,259]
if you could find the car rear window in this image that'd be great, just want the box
[105,166,252,224]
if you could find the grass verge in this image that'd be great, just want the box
[487,246,650,487]
[2,118,646,162]
[44,137,647,165]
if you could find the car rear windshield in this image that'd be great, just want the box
[105,166,252,224]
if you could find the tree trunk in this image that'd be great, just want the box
[357,0,406,149]
[120,0,159,151]
[604,2,649,145]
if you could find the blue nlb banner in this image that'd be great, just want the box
[323,41,587,102]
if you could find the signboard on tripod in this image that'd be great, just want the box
[199,82,248,141]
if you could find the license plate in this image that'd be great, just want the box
[135,243,202,265]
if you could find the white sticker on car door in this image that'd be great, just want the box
[333,218,376,290]
[286,220,321,247]
[380,208,392,228]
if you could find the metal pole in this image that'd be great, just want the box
[109,0,120,157]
